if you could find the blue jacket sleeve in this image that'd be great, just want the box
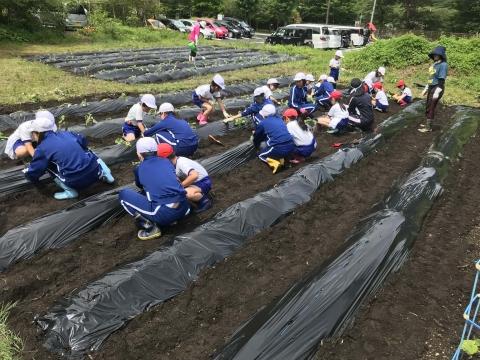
[143,120,166,137]
[253,122,265,148]
[25,148,49,183]
[241,102,261,117]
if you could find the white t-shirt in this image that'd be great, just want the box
[261,85,273,100]
[364,71,383,86]
[125,103,144,125]
[175,156,209,182]
[5,120,35,159]
[286,120,314,146]
[402,87,412,98]
[329,58,340,69]
[375,90,389,106]
[195,84,221,101]
[327,103,349,129]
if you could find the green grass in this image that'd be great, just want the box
[0,303,23,360]
[0,28,478,107]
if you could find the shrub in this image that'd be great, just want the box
[436,35,480,73]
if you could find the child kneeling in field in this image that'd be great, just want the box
[122,94,157,141]
[393,80,413,107]
[371,82,389,113]
[282,108,317,164]
[316,90,350,134]
[157,143,213,213]
[192,74,230,125]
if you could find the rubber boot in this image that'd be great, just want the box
[97,158,115,184]
[266,157,282,174]
[197,113,208,126]
[138,224,162,241]
[53,178,78,200]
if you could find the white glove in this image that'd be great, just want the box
[432,87,443,100]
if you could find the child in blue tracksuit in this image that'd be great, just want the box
[314,74,334,110]
[288,72,317,117]
[119,137,190,241]
[144,102,199,157]
[24,118,114,200]
[253,104,295,174]
[226,87,273,127]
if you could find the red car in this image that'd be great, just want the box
[197,18,228,39]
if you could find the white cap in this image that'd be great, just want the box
[253,87,265,97]
[259,104,276,118]
[293,72,306,81]
[158,102,174,113]
[141,94,157,109]
[305,74,315,82]
[212,74,226,89]
[327,76,336,83]
[267,78,279,85]
[136,137,158,154]
[319,74,328,81]
[30,117,57,133]
[377,66,386,76]
[35,110,55,124]
[335,50,344,58]
[200,20,206,27]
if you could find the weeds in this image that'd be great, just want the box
[0,303,23,360]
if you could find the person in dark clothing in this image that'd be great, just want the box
[347,78,374,132]
[419,46,448,133]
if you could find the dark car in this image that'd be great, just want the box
[224,17,254,37]
[158,18,188,33]
[265,27,309,46]
[221,19,248,38]
[214,20,242,38]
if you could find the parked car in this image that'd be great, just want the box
[179,19,215,39]
[215,20,242,38]
[146,19,167,30]
[197,18,228,39]
[64,5,88,30]
[158,18,189,33]
[223,17,254,37]
[265,27,307,46]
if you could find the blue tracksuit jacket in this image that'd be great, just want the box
[253,115,295,161]
[241,98,273,126]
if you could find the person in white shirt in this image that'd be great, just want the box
[329,50,344,85]
[122,94,157,142]
[371,82,389,112]
[192,74,230,126]
[157,143,213,213]
[4,110,56,160]
[282,108,316,163]
[261,78,281,105]
[316,90,350,133]
[393,79,413,106]
[305,74,315,96]
[364,66,386,92]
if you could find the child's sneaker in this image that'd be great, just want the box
[137,225,162,241]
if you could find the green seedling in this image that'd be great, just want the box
[84,113,97,127]
[461,339,480,356]
[115,137,132,147]
[58,115,67,130]
[0,131,7,140]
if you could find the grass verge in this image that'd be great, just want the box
[0,303,23,360]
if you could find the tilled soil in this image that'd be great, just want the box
[315,116,480,360]
[2,104,401,359]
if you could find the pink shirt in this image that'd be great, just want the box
[188,23,200,42]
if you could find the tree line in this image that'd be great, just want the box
[0,0,478,33]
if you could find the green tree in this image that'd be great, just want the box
[0,0,63,29]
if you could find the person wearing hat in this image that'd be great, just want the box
[347,78,374,132]
[187,20,201,63]
[419,46,448,133]
[123,94,157,142]
[393,80,413,107]
[371,82,389,112]
[192,74,230,126]
[261,78,281,105]
[225,87,273,126]
[253,104,295,174]
[282,108,316,163]
[144,102,199,157]
[305,74,315,95]
[24,118,115,200]
[4,110,55,161]
[157,143,213,213]
[289,72,317,117]
[329,50,344,85]
[316,90,350,133]
[313,74,334,110]
[364,67,386,92]
[119,137,190,240]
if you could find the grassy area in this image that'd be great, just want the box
[0,303,23,360]
[0,29,478,108]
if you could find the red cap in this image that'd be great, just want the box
[329,90,343,100]
[373,82,383,90]
[396,79,405,88]
[157,143,174,158]
[282,108,298,118]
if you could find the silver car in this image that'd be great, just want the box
[65,5,88,30]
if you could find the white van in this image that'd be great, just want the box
[285,24,342,49]
[330,25,366,46]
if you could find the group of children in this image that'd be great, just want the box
[4,45,447,241]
